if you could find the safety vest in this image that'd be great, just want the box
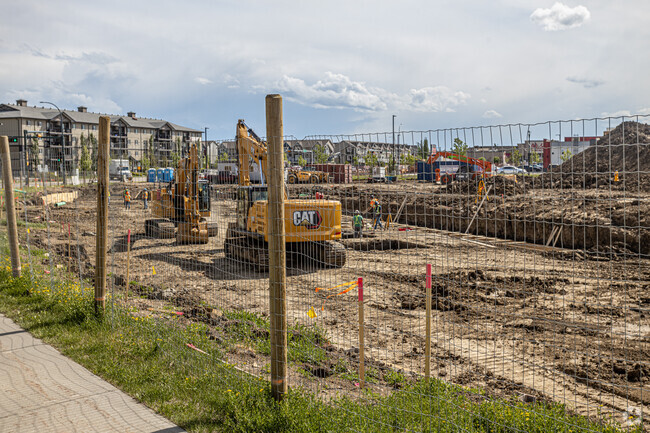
[353,214,363,227]
[124,192,131,202]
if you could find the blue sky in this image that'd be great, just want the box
[1,0,648,141]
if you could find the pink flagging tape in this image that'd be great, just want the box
[426,264,432,289]
[127,229,131,244]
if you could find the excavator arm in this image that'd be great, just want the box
[427,151,492,173]
[236,120,268,186]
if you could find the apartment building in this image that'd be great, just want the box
[0,99,202,174]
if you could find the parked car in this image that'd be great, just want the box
[497,165,527,175]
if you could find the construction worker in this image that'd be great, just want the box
[143,188,149,209]
[373,200,383,230]
[353,210,363,238]
[107,189,110,205]
[124,188,131,210]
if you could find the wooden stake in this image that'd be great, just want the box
[393,196,408,224]
[266,94,288,401]
[358,277,365,388]
[425,264,432,380]
[95,116,110,314]
[125,229,131,301]
[1,136,21,277]
[545,226,559,247]
[465,184,492,234]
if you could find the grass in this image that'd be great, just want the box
[0,230,639,432]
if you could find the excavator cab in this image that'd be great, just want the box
[236,186,268,230]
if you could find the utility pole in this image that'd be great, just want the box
[392,115,396,175]
[40,102,66,185]
[204,127,209,169]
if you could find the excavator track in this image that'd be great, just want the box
[224,225,269,271]
[319,241,347,268]
[145,219,176,239]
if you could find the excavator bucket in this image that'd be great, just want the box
[176,221,209,244]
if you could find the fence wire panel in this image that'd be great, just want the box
[0,114,647,432]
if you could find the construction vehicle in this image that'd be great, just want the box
[224,120,346,270]
[286,166,329,184]
[427,152,493,184]
[145,143,218,244]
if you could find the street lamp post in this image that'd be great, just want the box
[40,101,66,185]
[392,115,396,175]
[204,127,209,169]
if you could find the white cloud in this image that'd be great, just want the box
[275,72,469,113]
[276,72,387,111]
[482,110,503,119]
[403,87,470,113]
[195,77,212,85]
[601,108,650,118]
[531,2,590,31]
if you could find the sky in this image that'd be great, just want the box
[1,0,649,142]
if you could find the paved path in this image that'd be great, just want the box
[0,314,185,433]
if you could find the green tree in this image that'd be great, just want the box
[220,152,229,162]
[30,137,40,170]
[297,155,307,167]
[148,136,156,167]
[509,149,522,166]
[313,144,329,164]
[561,149,572,163]
[452,137,468,156]
[89,133,98,172]
[140,154,151,172]
[364,152,378,168]
[404,154,416,166]
[493,156,501,164]
[530,151,541,164]
[79,142,92,183]
[416,138,430,160]
[171,152,180,168]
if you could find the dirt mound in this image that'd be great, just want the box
[445,176,525,196]
[557,121,650,174]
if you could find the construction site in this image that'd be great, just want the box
[8,119,646,428]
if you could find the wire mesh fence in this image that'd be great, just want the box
[0,114,648,431]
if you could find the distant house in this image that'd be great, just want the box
[333,141,414,165]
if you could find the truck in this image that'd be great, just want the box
[426,152,493,184]
[368,166,386,183]
[109,159,132,181]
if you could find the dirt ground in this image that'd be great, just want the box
[19,178,649,426]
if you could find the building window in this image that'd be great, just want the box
[72,123,76,129]
[81,124,85,130]
[134,128,138,134]
[38,121,42,127]
[128,139,132,146]
[26,120,31,126]
[135,140,139,146]
[92,125,97,130]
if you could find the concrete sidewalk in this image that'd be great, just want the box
[0,314,185,433]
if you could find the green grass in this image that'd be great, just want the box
[0,231,638,432]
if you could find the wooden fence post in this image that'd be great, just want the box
[266,94,288,401]
[95,116,110,314]
[1,136,21,277]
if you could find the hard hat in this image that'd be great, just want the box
[355,210,360,214]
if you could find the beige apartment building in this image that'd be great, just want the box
[0,99,202,175]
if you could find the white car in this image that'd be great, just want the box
[497,165,527,175]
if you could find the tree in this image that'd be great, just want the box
[220,152,229,162]
[452,138,468,156]
[89,133,98,172]
[529,151,541,164]
[297,155,307,167]
[171,152,180,168]
[493,156,501,164]
[364,152,378,168]
[140,154,151,172]
[313,144,329,164]
[509,149,522,166]
[404,154,416,166]
[148,135,156,167]
[416,138,430,160]
[79,141,92,183]
[561,149,572,163]
[30,137,40,170]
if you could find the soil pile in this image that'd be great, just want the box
[557,121,650,174]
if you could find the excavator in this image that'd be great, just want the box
[427,151,493,184]
[224,120,346,270]
[145,142,218,244]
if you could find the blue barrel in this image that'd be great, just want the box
[156,168,164,182]
[147,168,157,183]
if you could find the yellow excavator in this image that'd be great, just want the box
[145,143,217,244]
[224,120,346,270]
